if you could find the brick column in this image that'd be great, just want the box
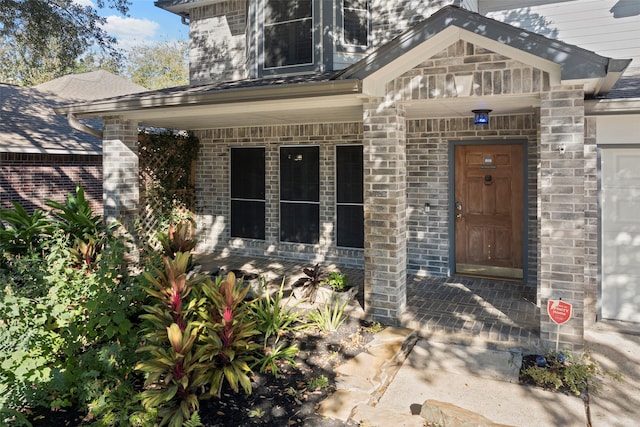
[538,86,585,352]
[103,117,139,231]
[363,98,407,324]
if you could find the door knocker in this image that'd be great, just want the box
[484,174,493,185]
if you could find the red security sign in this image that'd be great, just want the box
[547,300,572,325]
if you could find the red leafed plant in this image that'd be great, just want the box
[194,271,261,397]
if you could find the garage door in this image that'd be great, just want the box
[601,148,640,322]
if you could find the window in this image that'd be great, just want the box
[336,145,364,248]
[230,147,265,240]
[280,146,319,244]
[264,0,313,68]
[343,0,369,47]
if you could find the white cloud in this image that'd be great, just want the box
[102,15,160,48]
[73,0,95,6]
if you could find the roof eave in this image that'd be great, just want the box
[54,79,363,117]
[586,98,640,115]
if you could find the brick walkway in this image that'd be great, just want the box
[194,253,540,350]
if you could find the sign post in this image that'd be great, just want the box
[547,299,572,352]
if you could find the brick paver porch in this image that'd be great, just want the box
[194,253,540,350]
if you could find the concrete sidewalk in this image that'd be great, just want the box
[320,324,640,427]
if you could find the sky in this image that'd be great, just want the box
[79,0,188,48]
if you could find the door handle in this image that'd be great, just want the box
[455,201,463,218]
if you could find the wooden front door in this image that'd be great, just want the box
[454,143,524,279]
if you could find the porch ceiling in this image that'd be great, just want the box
[402,94,540,119]
[104,93,539,130]
[96,94,365,130]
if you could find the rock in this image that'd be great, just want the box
[420,400,513,427]
[351,404,427,427]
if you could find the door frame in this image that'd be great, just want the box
[447,139,529,282]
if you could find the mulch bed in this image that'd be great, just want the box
[26,317,376,427]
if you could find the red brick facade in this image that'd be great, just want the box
[0,153,103,215]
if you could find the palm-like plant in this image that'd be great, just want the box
[0,202,53,256]
[46,186,115,268]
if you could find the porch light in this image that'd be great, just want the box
[472,109,492,126]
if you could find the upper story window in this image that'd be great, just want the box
[343,0,369,47]
[264,0,313,68]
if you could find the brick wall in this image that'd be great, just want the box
[363,99,407,324]
[103,118,139,227]
[188,0,247,84]
[0,152,102,215]
[405,115,538,282]
[538,85,586,352]
[194,123,364,268]
[387,40,551,100]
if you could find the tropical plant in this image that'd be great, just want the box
[139,252,203,333]
[157,219,197,260]
[294,263,324,304]
[46,186,115,268]
[322,271,349,292]
[0,202,52,256]
[255,341,299,379]
[250,278,306,344]
[195,272,261,397]
[137,323,202,427]
[307,296,349,332]
[137,252,207,426]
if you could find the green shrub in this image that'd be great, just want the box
[322,271,349,292]
[0,202,53,257]
[307,296,349,332]
[250,278,306,343]
[522,350,601,396]
[46,186,116,268]
[0,229,143,423]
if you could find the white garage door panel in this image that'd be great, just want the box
[602,149,640,323]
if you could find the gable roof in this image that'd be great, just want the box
[334,5,630,96]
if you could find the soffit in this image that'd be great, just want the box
[99,94,365,130]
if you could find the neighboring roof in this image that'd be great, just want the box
[34,70,147,101]
[0,84,101,154]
